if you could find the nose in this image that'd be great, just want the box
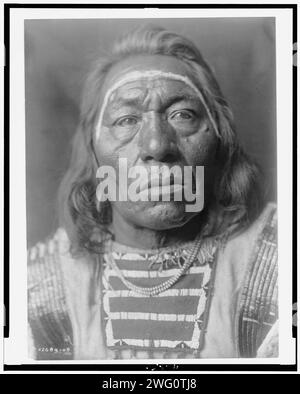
[139,112,179,163]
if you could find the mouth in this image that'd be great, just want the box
[138,183,185,200]
[138,172,183,192]
[134,171,185,201]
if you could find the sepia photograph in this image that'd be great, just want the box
[3,4,296,371]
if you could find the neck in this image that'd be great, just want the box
[110,210,204,249]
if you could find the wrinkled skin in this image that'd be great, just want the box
[93,55,218,248]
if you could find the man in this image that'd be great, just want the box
[28,26,277,360]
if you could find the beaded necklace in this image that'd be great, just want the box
[101,235,221,354]
[105,235,203,296]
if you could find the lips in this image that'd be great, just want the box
[138,171,183,193]
[138,184,184,201]
[136,170,185,200]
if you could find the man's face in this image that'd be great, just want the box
[93,55,218,231]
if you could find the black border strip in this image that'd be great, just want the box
[3,3,297,372]
[292,1,298,349]
[3,3,299,8]
[3,3,10,340]
[3,363,298,372]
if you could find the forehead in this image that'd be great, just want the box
[100,54,196,99]
[109,78,198,105]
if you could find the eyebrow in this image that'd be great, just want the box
[162,94,202,109]
[110,93,202,111]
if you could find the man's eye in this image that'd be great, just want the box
[114,116,139,127]
[169,110,196,122]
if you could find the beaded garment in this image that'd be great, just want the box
[27,205,278,359]
[100,237,218,355]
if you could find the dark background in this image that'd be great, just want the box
[25,18,277,247]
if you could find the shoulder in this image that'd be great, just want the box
[213,203,277,357]
[28,228,71,304]
[236,203,278,357]
[28,227,70,267]
[216,203,277,293]
[28,228,74,359]
[250,202,277,243]
[225,202,276,256]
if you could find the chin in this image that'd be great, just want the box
[132,201,194,230]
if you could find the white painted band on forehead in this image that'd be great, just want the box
[95,70,219,141]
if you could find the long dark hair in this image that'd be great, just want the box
[58,25,264,255]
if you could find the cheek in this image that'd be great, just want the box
[94,127,119,167]
[93,126,140,168]
[179,129,218,166]
[178,131,218,201]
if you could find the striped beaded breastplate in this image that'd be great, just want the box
[100,238,219,355]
